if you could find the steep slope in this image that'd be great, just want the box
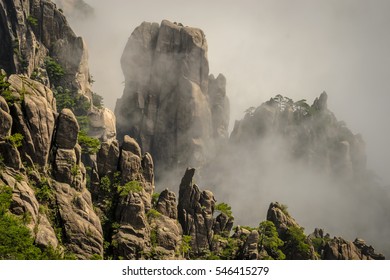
[115,20,229,180]
[0,0,115,143]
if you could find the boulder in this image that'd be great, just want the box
[55,109,79,149]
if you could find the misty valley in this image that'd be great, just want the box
[0,0,389,260]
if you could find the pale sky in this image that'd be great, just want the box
[69,0,390,186]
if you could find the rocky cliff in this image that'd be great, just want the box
[0,0,115,143]
[0,2,387,260]
[115,20,229,179]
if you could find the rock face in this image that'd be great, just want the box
[310,228,385,260]
[267,202,300,235]
[156,189,178,219]
[0,0,116,143]
[88,107,116,143]
[177,168,216,254]
[0,74,103,259]
[0,0,91,96]
[115,20,229,178]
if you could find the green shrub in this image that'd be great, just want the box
[117,181,142,197]
[6,133,24,148]
[221,237,239,260]
[27,16,38,26]
[258,221,285,260]
[100,175,111,193]
[0,185,12,215]
[45,57,65,86]
[147,209,161,220]
[76,116,89,132]
[215,202,233,218]
[78,131,100,155]
[0,185,46,260]
[179,235,192,258]
[35,180,54,203]
[53,86,74,112]
[281,226,311,260]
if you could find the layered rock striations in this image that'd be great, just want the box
[115,20,229,178]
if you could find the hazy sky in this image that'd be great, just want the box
[68,0,390,186]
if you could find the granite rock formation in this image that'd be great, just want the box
[115,20,229,179]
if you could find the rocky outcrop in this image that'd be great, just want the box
[309,228,385,260]
[0,170,59,249]
[4,75,56,167]
[230,92,366,180]
[115,20,230,179]
[51,107,103,258]
[0,0,91,96]
[96,140,120,177]
[213,212,234,237]
[240,230,260,260]
[156,189,178,219]
[267,202,300,235]
[111,136,156,259]
[177,168,216,254]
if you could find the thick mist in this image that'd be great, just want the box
[66,0,390,187]
[61,0,390,255]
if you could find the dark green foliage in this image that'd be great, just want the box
[0,185,12,215]
[100,175,111,193]
[35,179,54,203]
[0,213,42,259]
[179,235,192,258]
[117,181,142,197]
[92,92,104,108]
[0,185,63,260]
[221,237,239,260]
[27,15,38,26]
[281,226,311,259]
[76,116,89,132]
[53,86,74,112]
[78,131,100,155]
[45,57,65,86]
[258,221,285,260]
[215,202,233,218]
[310,236,331,256]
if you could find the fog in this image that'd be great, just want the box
[63,0,390,254]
